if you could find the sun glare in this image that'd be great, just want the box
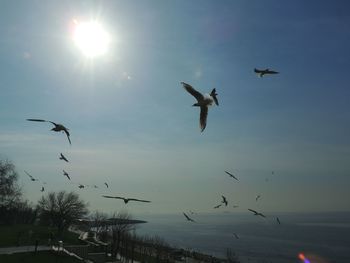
[73,20,110,58]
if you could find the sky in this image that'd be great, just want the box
[0,0,350,216]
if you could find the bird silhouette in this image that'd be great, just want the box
[104,182,109,188]
[213,204,222,209]
[59,153,69,162]
[78,184,85,189]
[181,82,219,132]
[276,217,281,225]
[221,195,228,206]
[225,171,238,181]
[183,212,196,222]
[26,119,71,145]
[63,170,71,180]
[24,170,38,182]
[254,68,279,77]
[248,209,266,218]
[255,195,261,202]
[102,195,151,204]
[41,186,45,192]
[233,233,239,239]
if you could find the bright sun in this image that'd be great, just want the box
[73,20,111,58]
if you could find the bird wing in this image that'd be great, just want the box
[258,213,266,218]
[102,195,123,200]
[210,89,219,106]
[63,130,71,145]
[277,217,281,224]
[214,204,222,208]
[248,209,258,214]
[128,198,151,203]
[24,170,35,180]
[254,68,261,73]
[199,106,208,132]
[105,183,109,188]
[26,118,48,122]
[181,82,204,101]
[183,212,194,222]
[266,70,279,74]
[47,121,59,126]
[183,212,190,220]
[225,171,238,180]
[60,153,68,162]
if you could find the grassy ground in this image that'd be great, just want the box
[0,224,84,247]
[0,251,82,263]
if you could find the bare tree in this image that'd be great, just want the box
[0,159,22,224]
[37,191,89,237]
[0,160,21,208]
[109,211,135,259]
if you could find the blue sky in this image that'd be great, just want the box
[0,0,350,216]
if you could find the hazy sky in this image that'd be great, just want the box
[1,0,349,216]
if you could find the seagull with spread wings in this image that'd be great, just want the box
[102,195,151,204]
[63,170,71,180]
[221,195,228,206]
[183,212,196,222]
[59,153,69,162]
[40,186,45,192]
[26,119,71,145]
[225,171,238,181]
[104,182,109,188]
[248,209,266,218]
[24,170,38,182]
[254,68,279,78]
[181,82,218,132]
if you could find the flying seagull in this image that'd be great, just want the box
[276,217,281,225]
[225,171,238,181]
[181,82,219,132]
[183,212,196,222]
[59,153,69,162]
[254,68,279,78]
[26,119,71,145]
[41,186,45,192]
[78,184,85,189]
[102,195,151,204]
[221,195,228,206]
[24,170,38,182]
[233,233,239,239]
[104,182,109,188]
[255,195,261,202]
[248,209,266,218]
[214,204,222,209]
[63,170,71,180]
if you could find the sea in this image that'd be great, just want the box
[134,212,350,263]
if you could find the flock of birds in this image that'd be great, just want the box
[23,67,281,242]
[180,68,281,241]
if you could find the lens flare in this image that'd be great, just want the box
[298,253,310,263]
